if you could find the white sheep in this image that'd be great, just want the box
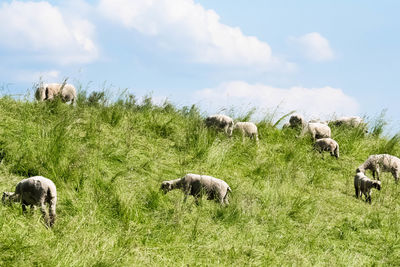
[205,114,234,136]
[289,113,305,129]
[331,116,364,127]
[2,176,57,227]
[354,172,381,203]
[160,173,231,205]
[233,122,259,142]
[314,138,339,159]
[301,122,331,141]
[356,154,400,183]
[35,82,77,104]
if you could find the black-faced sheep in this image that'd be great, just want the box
[314,138,339,159]
[356,154,400,183]
[301,122,331,141]
[354,172,381,203]
[35,82,77,104]
[233,122,259,142]
[160,173,231,205]
[205,114,234,136]
[289,113,305,129]
[2,176,57,227]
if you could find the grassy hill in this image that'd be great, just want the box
[0,93,400,266]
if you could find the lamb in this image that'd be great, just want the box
[233,122,259,142]
[354,172,381,203]
[356,154,400,183]
[301,122,331,141]
[314,138,339,158]
[288,113,305,129]
[205,114,234,136]
[35,82,77,104]
[160,173,231,205]
[2,176,57,227]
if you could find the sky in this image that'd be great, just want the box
[0,0,399,132]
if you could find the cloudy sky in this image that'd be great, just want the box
[0,0,399,130]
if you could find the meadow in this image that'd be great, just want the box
[0,90,400,266]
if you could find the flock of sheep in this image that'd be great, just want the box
[1,83,399,228]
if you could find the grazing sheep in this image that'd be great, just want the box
[205,114,234,136]
[356,154,400,183]
[289,113,305,129]
[160,173,231,205]
[331,116,364,127]
[354,172,381,203]
[233,122,259,142]
[2,176,57,227]
[35,82,77,104]
[301,122,331,141]
[314,138,339,158]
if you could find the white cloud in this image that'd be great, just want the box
[98,0,291,70]
[0,1,98,64]
[12,70,60,83]
[195,81,359,120]
[290,32,334,62]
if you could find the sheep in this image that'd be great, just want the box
[160,173,231,205]
[330,116,368,132]
[354,172,381,203]
[314,138,339,159]
[288,113,305,129]
[331,116,364,127]
[356,154,400,183]
[2,176,57,227]
[233,121,259,142]
[35,82,77,104]
[205,114,234,136]
[301,122,331,141]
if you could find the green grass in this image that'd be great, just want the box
[1,93,400,266]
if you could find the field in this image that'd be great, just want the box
[0,92,400,266]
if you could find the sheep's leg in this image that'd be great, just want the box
[355,186,359,198]
[21,203,27,213]
[183,185,191,203]
[392,170,399,183]
[49,197,57,227]
[39,199,49,226]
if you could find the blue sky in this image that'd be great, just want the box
[0,0,399,132]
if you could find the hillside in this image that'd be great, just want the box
[0,93,400,266]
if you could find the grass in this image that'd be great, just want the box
[1,91,400,266]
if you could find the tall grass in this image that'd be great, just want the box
[0,92,400,266]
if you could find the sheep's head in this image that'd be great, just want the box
[373,181,381,191]
[356,167,363,174]
[160,181,173,194]
[2,192,15,204]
